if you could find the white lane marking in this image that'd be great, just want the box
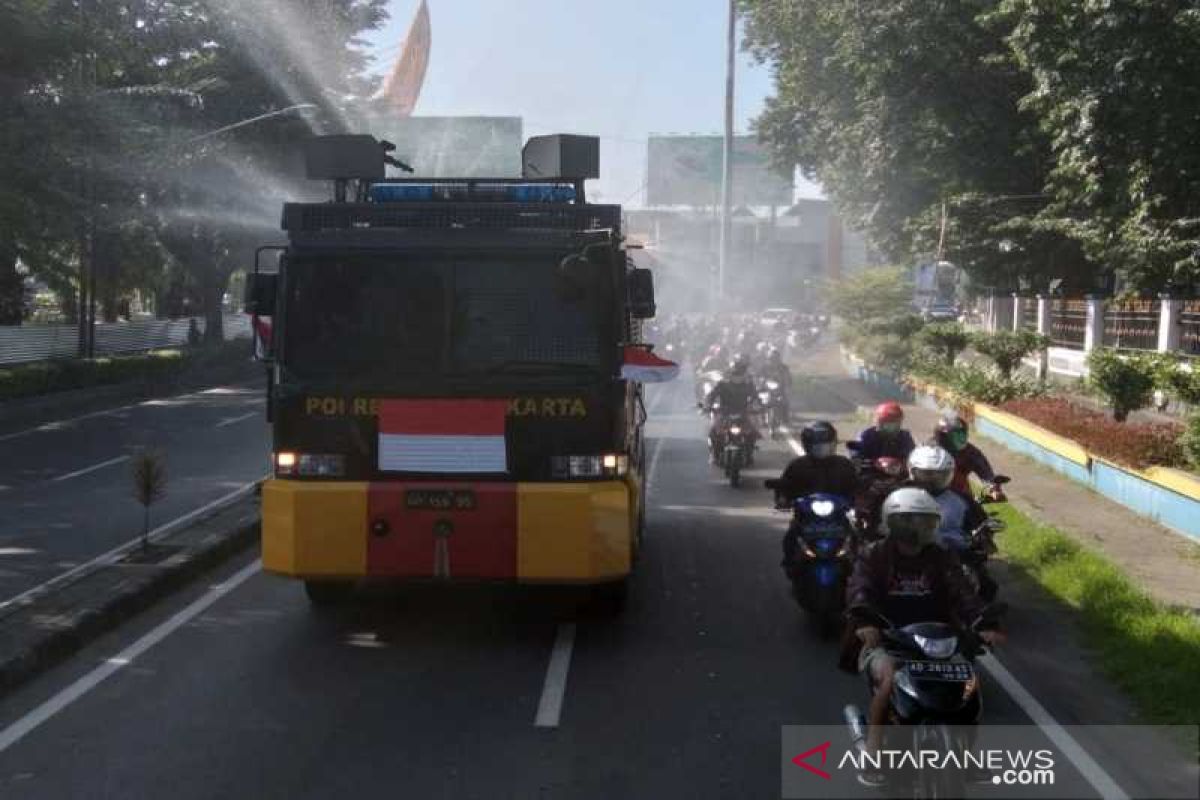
[51,455,130,483]
[216,412,259,428]
[0,382,259,443]
[978,655,1129,799]
[534,623,577,728]
[0,478,264,616]
[783,429,804,457]
[0,559,262,754]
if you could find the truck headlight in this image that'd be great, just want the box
[274,452,346,477]
[551,454,628,479]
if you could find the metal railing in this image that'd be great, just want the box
[1182,301,1200,357]
[1020,299,1039,331]
[1050,298,1087,349]
[1102,298,1160,352]
[0,314,252,367]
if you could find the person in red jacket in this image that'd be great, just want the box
[932,413,1001,498]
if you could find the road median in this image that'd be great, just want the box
[0,490,260,696]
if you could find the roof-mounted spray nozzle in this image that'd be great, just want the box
[304,134,411,203]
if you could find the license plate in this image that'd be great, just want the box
[904,661,972,681]
[405,489,477,511]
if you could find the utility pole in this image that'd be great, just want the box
[717,0,736,309]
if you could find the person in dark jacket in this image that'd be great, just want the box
[932,413,998,497]
[775,421,859,569]
[841,487,1003,783]
[705,354,760,460]
[856,401,917,461]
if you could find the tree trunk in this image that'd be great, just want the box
[202,273,228,343]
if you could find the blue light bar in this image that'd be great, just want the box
[368,182,577,204]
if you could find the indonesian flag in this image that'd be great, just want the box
[252,316,272,360]
[621,346,680,383]
[378,400,508,474]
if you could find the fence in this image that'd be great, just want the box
[1020,298,1039,331]
[0,314,253,366]
[1102,298,1160,352]
[1182,301,1200,357]
[1050,298,1087,349]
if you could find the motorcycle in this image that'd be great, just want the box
[758,378,789,439]
[694,368,724,408]
[766,484,856,635]
[952,517,1004,603]
[844,602,1008,798]
[712,412,756,487]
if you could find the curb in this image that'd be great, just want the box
[0,498,260,696]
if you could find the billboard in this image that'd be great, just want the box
[363,116,524,178]
[647,135,793,207]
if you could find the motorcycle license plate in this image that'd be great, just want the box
[405,489,477,511]
[904,661,972,681]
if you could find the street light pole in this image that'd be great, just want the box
[717,0,736,309]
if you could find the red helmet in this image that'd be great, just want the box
[874,401,904,426]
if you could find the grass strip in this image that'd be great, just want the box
[993,503,1200,726]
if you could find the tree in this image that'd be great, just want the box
[970,329,1048,379]
[1087,348,1158,422]
[917,322,970,367]
[739,0,1088,290]
[999,1,1200,291]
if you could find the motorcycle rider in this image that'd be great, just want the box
[855,402,917,462]
[841,487,1005,786]
[774,421,859,571]
[759,349,793,425]
[704,354,760,461]
[932,412,1001,499]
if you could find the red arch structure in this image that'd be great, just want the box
[378,0,432,116]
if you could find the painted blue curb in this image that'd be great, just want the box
[974,415,1093,486]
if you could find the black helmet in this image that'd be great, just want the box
[935,412,970,452]
[800,421,838,458]
[730,354,751,376]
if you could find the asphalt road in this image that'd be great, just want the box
[0,374,1194,799]
[0,382,270,602]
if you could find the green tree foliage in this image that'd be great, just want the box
[1087,348,1158,422]
[970,329,1048,379]
[739,0,1091,290]
[999,1,1200,291]
[917,322,971,366]
[829,266,923,373]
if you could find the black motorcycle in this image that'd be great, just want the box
[716,413,755,487]
[757,378,789,439]
[767,485,855,634]
[844,603,1007,798]
[954,517,1004,603]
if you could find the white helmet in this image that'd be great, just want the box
[908,445,955,492]
[881,487,943,548]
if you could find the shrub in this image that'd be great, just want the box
[916,322,970,366]
[1181,413,1200,471]
[1087,348,1158,422]
[1002,397,1186,470]
[969,329,1049,379]
[1152,356,1200,407]
[944,363,1045,405]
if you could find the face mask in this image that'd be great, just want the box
[880,422,902,435]
[809,442,835,459]
[948,430,969,451]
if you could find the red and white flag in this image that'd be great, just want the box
[377,399,508,474]
[620,346,680,383]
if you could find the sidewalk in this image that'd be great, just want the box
[793,345,1200,614]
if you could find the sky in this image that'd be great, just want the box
[363,0,823,206]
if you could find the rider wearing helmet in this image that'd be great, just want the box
[759,349,793,423]
[774,421,859,570]
[856,402,917,461]
[842,487,1003,777]
[932,413,997,497]
[705,354,760,460]
[907,445,988,551]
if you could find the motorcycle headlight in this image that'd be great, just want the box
[765,380,780,390]
[810,499,836,517]
[729,426,742,435]
[758,392,771,403]
[913,634,958,660]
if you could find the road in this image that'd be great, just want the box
[0,382,270,602]
[0,374,1194,799]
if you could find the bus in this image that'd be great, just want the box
[245,134,659,613]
